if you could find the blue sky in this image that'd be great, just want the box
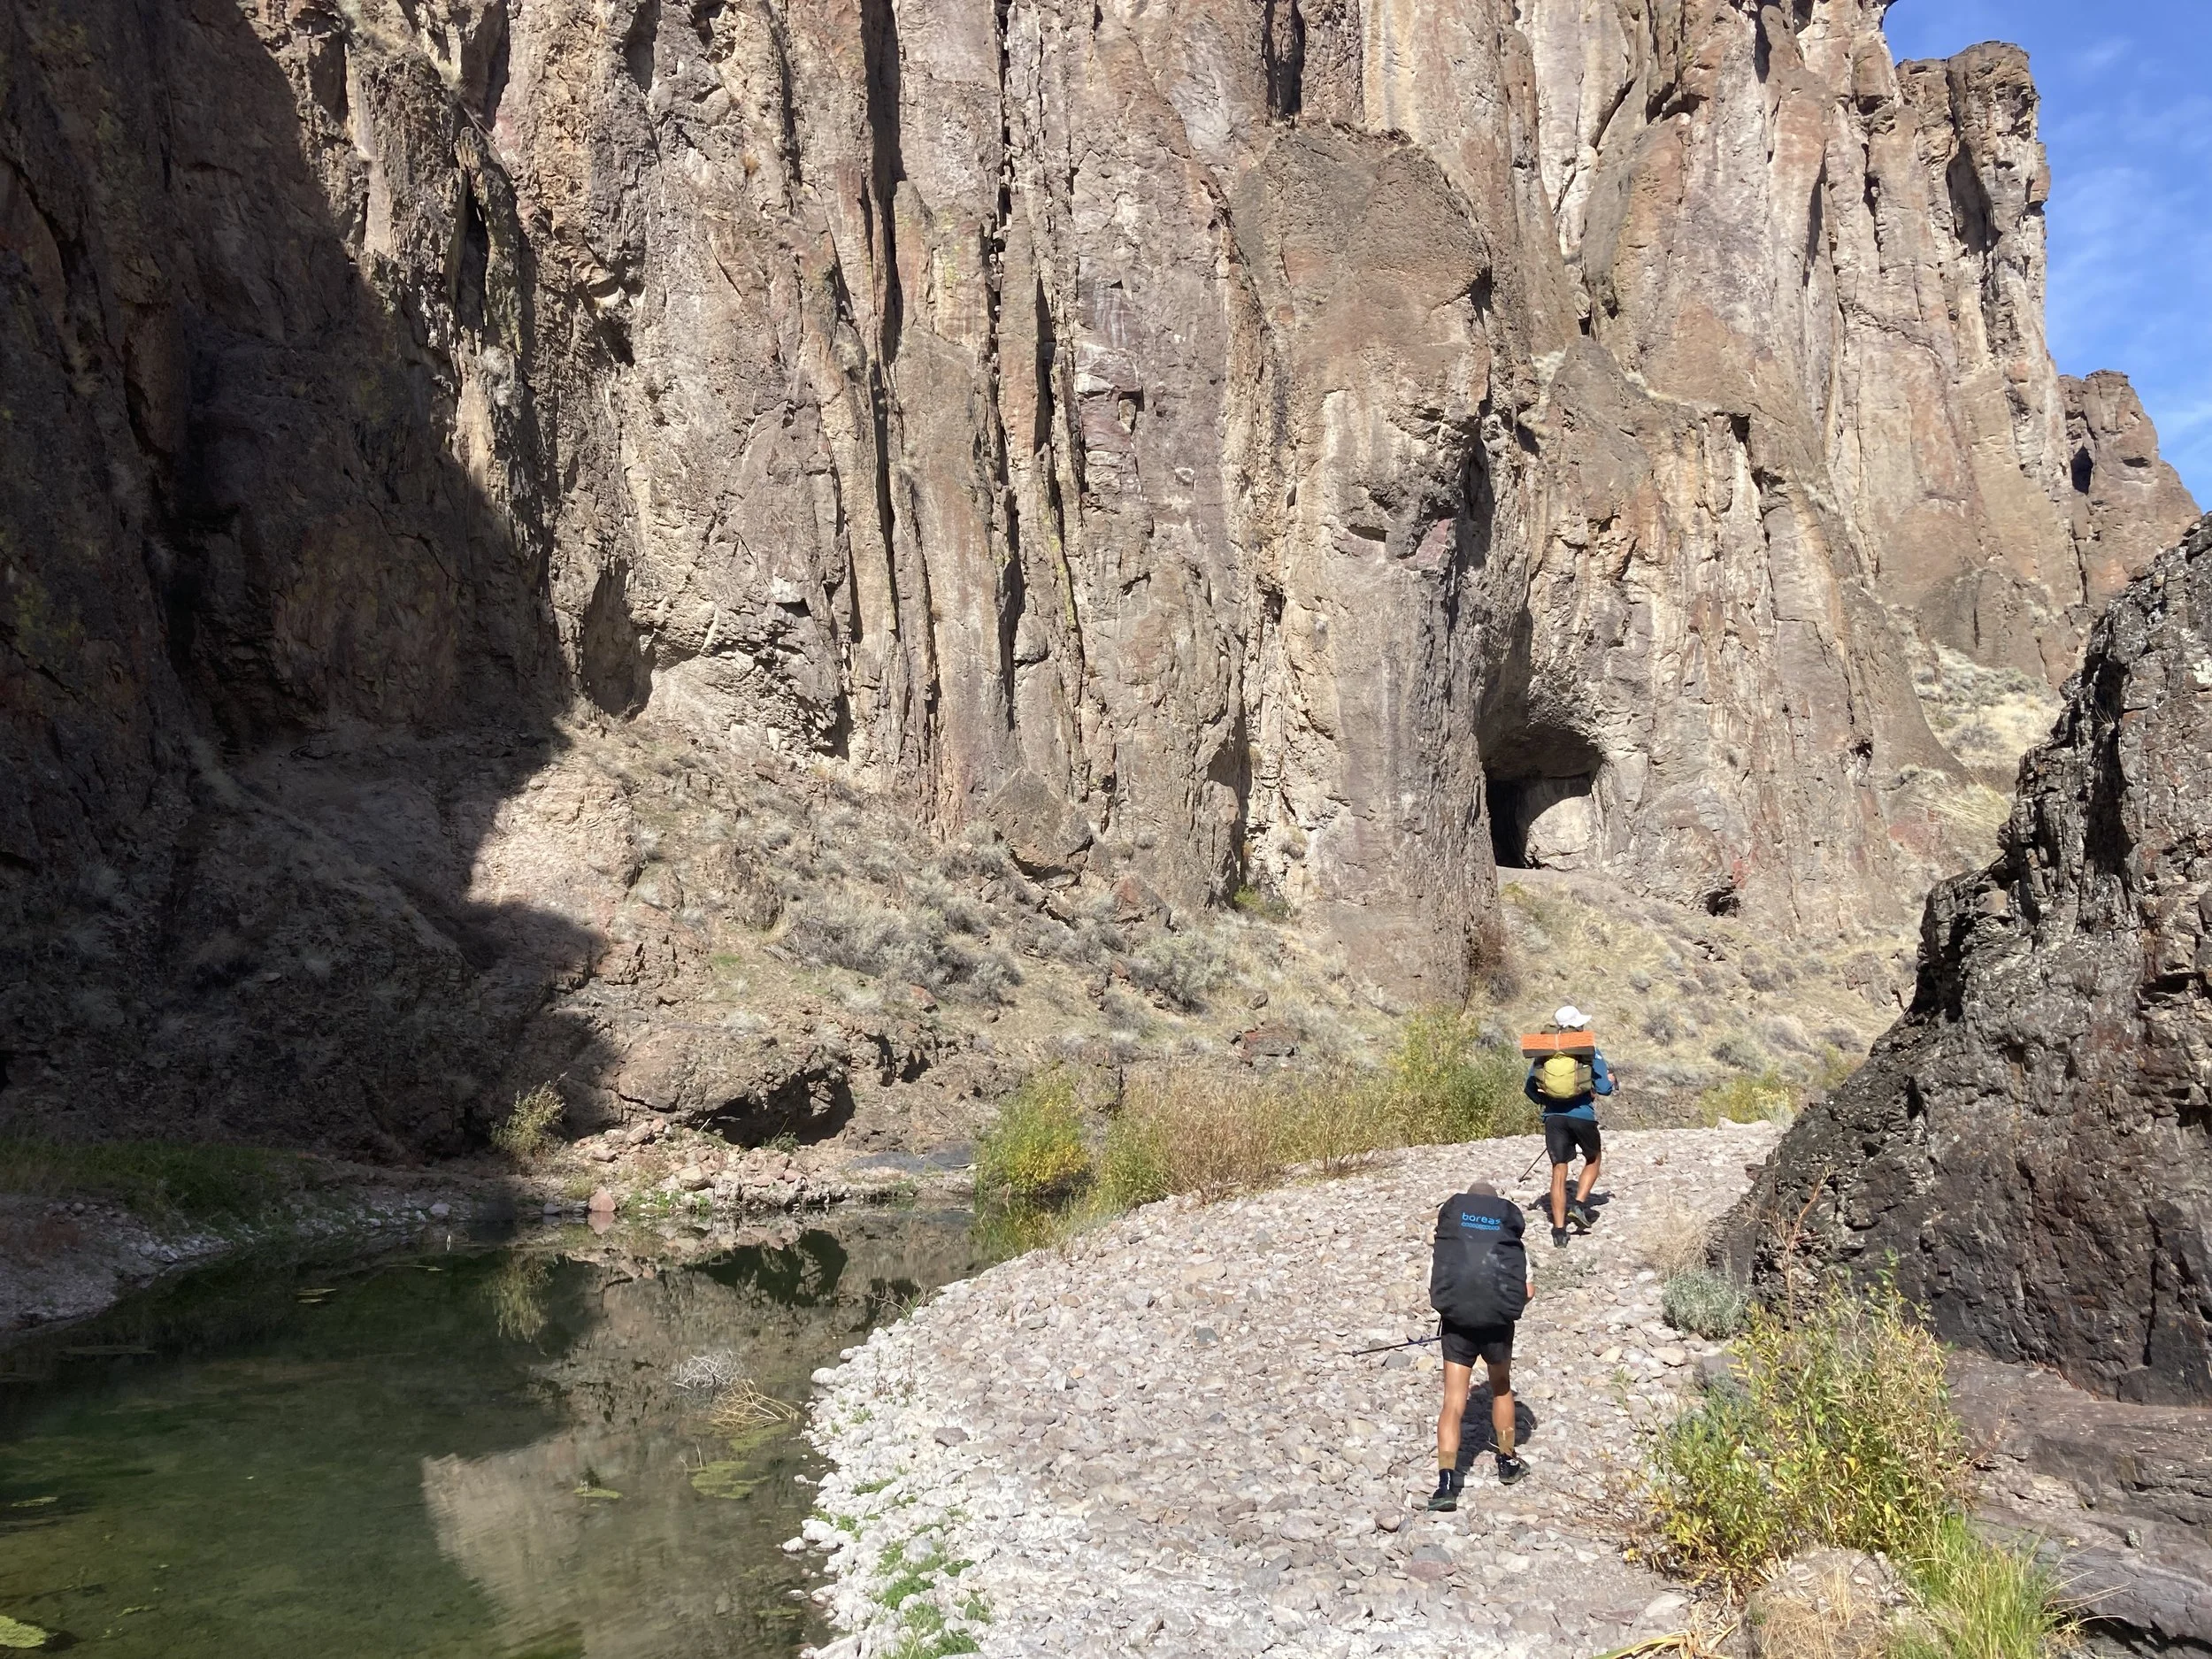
[1886,0,2212,503]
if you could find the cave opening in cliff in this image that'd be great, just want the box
[1482,726,1604,872]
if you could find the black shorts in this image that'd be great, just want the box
[1439,1317,1514,1367]
[1544,1112,1601,1167]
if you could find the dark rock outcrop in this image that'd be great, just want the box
[1950,1352,2212,1650]
[1724,516,2212,1406]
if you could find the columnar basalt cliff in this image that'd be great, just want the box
[0,0,2194,1151]
[1726,515,2212,1406]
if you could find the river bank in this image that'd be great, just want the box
[0,1135,969,1340]
[796,1121,1783,1659]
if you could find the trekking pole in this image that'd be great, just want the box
[1346,1334,1440,1358]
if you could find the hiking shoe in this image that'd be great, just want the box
[1567,1200,1594,1232]
[1551,1226,1570,1248]
[1425,1472,1462,1512]
[1495,1453,1528,1486]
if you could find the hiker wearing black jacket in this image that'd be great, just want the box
[1425,1179,1533,1508]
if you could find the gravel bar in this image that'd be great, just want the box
[797,1122,1782,1658]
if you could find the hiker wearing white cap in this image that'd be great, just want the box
[1524,1003,1613,1248]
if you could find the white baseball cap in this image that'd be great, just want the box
[1554,1004,1591,1029]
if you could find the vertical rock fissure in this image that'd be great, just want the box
[988,0,1023,734]
[624,0,660,94]
[1262,0,1305,122]
[860,0,905,359]
[762,1,804,194]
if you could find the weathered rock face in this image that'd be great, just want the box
[0,0,2194,1149]
[1724,515,2212,1406]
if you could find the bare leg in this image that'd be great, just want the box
[1436,1359,1474,1471]
[1575,1153,1602,1206]
[1549,1160,1570,1228]
[1487,1359,1516,1457]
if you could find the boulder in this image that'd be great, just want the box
[1724,517,2212,1405]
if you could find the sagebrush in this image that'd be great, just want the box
[1663,1268,1747,1340]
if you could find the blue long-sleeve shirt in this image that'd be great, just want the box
[1525,1051,1612,1118]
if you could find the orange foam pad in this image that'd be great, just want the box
[1518,1033,1596,1057]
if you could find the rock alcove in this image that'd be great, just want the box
[1483,727,1604,874]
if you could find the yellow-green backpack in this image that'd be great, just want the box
[1537,1054,1592,1101]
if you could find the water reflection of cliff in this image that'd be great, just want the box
[420,1211,979,1659]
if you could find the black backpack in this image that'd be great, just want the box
[1429,1190,1530,1327]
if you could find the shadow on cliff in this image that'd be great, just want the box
[0,0,618,1163]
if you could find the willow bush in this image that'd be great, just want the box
[973,1070,1091,1208]
[1645,1276,2080,1656]
[1645,1279,1971,1589]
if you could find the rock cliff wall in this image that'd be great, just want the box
[1725,514,2212,1405]
[0,0,2194,1151]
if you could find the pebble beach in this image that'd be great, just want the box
[795,1120,1783,1658]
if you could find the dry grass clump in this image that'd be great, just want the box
[1104,1010,1532,1202]
[491,1084,565,1161]
[704,1378,803,1435]
[1645,1196,1715,1279]
[669,1348,747,1392]
[972,1011,1533,1252]
[1108,1072,1293,1203]
[1745,1555,1895,1659]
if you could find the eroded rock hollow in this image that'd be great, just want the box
[0,0,2194,1150]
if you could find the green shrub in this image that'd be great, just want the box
[1098,1111,1171,1210]
[491,1084,565,1161]
[1694,1069,1796,1127]
[1384,1010,1533,1142]
[971,1013,1534,1259]
[1230,885,1291,921]
[0,1138,303,1225]
[1662,1268,1747,1340]
[1644,1279,1971,1590]
[1894,1515,2078,1659]
[975,1071,1092,1208]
